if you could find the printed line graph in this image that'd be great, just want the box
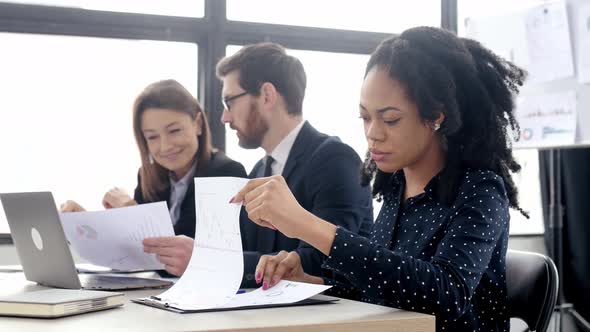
[123,215,166,244]
[194,193,242,251]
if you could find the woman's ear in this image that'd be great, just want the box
[432,112,445,131]
[195,112,203,136]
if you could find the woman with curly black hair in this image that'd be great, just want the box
[232,26,528,331]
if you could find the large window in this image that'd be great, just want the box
[5,1,511,238]
[224,45,369,174]
[0,33,198,234]
[227,0,441,33]
[1,0,204,17]
[510,150,544,234]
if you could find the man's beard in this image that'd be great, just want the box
[235,101,269,149]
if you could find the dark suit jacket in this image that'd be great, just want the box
[240,121,373,287]
[134,150,247,238]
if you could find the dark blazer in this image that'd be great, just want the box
[240,121,374,287]
[134,150,247,238]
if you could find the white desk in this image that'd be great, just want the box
[0,273,435,332]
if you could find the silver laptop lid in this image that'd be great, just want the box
[0,192,82,289]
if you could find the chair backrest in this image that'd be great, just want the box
[506,249,559,332]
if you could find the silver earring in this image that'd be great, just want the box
[434,123,441,131]
[148,155,154,164]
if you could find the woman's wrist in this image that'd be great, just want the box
[303,273,325,285]
[296,210,337,256]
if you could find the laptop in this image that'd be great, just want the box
[0,192,172,291]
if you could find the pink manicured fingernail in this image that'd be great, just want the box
[255,272,261,283]
[262,282,268,290]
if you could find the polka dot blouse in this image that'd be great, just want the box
[322,169,510,332]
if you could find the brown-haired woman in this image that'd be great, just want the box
[61,80,246,274]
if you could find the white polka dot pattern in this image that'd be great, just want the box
[321,169,511,332]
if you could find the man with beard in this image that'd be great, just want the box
[217,43,373,288]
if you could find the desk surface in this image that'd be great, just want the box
[0,273,435,332]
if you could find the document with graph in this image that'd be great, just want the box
[132,177,334,313]
[60,202,174,271]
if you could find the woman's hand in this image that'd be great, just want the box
[102,187,136,209]
[233,175,338,256]
[232,176,310,239]
[143,235,194,276]
[256,251,324,290]
[60,200,86,213]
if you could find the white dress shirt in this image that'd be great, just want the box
[267,120,305,176]
[168,162,197,226]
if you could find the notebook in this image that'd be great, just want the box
[0,192,172,290]
[0,289,124,318]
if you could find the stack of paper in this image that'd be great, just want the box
[134,177,331,312]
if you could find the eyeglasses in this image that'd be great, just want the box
[222,91,249,111]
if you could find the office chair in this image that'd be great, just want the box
[506,249,559,332]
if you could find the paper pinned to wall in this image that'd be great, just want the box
[465,13,530,69]
[576,3,590,84]
[513,91,577,149]
[525,0,574,83]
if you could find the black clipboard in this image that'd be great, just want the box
[131,294,339,313]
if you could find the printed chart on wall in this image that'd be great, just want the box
[462,0,590,234]
[524,1,574,83]
[513,92,578,149]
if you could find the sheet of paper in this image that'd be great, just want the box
[137,177,331,311]
[513,91,577,148]
[75,263,112,274]
[60,202,174,271]
[151,177,249,310]
[525,1,574,83]
[465,13,530,70]
[577,3,590,84]
[221,281,331,308]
